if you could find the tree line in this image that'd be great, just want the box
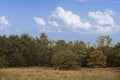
[0,33,120,69]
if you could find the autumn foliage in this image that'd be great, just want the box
[87,50,106,68]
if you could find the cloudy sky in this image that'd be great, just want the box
[0,0,120,43]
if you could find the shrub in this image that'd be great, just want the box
[51,50,78,70]
[87,50,107,68]
[0,55,9,68]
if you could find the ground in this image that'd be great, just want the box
[0,67,120,80]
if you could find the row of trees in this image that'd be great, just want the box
[0,33,120,69]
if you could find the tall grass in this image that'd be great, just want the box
[0,67,119,80]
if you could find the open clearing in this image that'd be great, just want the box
[0,67,119,80]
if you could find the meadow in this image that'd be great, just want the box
[0,67,119,80]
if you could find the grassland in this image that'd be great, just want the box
[0,67,119,80]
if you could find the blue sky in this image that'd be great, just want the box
[0,0,120,43]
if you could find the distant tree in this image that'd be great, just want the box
[73,41,87,67]
[6,35,26,67]
[36,33,52,66]
[54,40,67,51]
[0,55,8,68]
[86,46,95,67]
[0,33,119,68]
[67,41,74,50]
[0,35,10,67]
[19,34,37,66]
[87,50,107,68]
[51,50,78,70]
[96,35,112,47]
[108,42,120,67]
[96,35,113,67]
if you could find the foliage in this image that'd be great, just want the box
[96,35,112,47]
[36,33,52,66]
[73,41,87,67]
[0,55,8,68]
[87,50,107,68]
[51,50,78,70]
[0,33,119,68]
[108,42,120,67]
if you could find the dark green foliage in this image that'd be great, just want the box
[36,33,52,66]
[73,41,87,67]
[0,55,9,68]
[51,50,78,70]
[19,34,37,66]
[107,42,120,67]
[0,33,119,69]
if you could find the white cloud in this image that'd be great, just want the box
[92,25,114,34]
[52,7,91,30]
[89,9,114,26]
[0,16,10,30]
[48,20,59,27]
[88,9,115,33]
[34,7,118,34]
[34,17,46,26]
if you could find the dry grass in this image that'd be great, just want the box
[0,67,119,80]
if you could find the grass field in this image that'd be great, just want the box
[0,67,119,80]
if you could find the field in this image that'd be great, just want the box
[0,67,120,80]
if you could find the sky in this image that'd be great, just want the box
[0,0,120,43]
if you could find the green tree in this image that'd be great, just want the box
[87,50,107,68]
[7,35,26,67]
[0,55,8,68]
[19,34,37,66]
[36,33,52,66]
[96,35,112,47]
[54,40,67,51]
[73,41,87,67]
[51,50,78,70]
[96,35,113,67]
[0,35,10,67]
[108,42,120,67]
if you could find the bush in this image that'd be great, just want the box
[0,55,9,68]
[87,50,107,68]
[51,50,78,70]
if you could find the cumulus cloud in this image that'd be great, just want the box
[89,9,114,26]
[48,20,59,27]
[88,9,115,33]
[0,16,10,30]
[34,17,46,26]
[51,7,91,30]
[34,7,117,34]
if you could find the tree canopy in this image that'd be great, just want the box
[0,33,119,69]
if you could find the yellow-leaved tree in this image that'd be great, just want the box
[87,50,107,68]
